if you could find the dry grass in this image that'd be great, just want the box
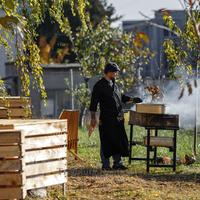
[66,156,200,200]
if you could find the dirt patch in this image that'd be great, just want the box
[66,156,200,200]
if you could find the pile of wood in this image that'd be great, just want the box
[0,97,31,119]
[0,119,67,200]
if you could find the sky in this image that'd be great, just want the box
[108,0,183,26]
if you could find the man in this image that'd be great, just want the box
[89,62,142,170]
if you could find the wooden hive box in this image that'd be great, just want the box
[0,119,67,199]
[136,103,166,114]
[0,97,32,119]
[0,129,26,199]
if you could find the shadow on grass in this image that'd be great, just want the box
[135,172,200,183]
[68,166,200,184]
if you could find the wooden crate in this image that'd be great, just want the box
[0,119,67,199]
[0,97,31,119]
[136,103,166,114]
[129,111,179,128]
[0,130,26,199]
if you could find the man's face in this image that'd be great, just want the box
[107,71,118,80]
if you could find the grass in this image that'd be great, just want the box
[26,125,200,200]
[78,125,200,166]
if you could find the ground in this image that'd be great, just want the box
[26,126,200,200]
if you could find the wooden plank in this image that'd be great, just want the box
[0,124,14,130]
[0,107,8,119]
[0,119,67,134]
[15,120,67,137]
[26,172,67,190]
[0,146,22,158]
[0,187,26,199]
[8,108,27,117]
[25,134,67,150]
[0,159,22,172]
[0,130,22,144]
[144,136,174,147]
[59,110,78,152]
[0,97,30,108]
[26,159,67,176]
[0,173,25,186]
[25,147,67,163]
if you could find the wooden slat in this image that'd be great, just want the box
[25,147,67,163]
[0,187,26,199]
[0,173,25,186]
[0,97,30,108]
[0,159,22,172]
[26,172,67,190]
[59,110,78,151]
[0,145,22,158]
[8,108,27,117]
[144,136,174,147]
[0,107,8,118]
[0,130,22,144]
[0,124,14,130]
[26,159,67,176]
[25,134,67,150]
[15,120,67,136]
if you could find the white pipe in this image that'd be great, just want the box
[70,68,74,110]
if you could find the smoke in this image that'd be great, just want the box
[130,79,200,129]
[163,80,200,129]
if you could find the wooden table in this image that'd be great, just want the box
[128,111,179,172]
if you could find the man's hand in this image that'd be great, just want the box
[131,97,143,104]
[90,118,97,128]
[88,112,97,137]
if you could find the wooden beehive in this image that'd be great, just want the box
[0,129,26,199]
[0,119,67,199]
[136,103,166,114]
[0,97,31,119]
[129,111,179,128]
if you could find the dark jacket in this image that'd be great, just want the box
[89,77,130,158]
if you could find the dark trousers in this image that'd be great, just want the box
[100,146,123,167]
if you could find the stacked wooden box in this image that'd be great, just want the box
[0,97,31,119]
[0,129,26,199]
[0,119,67,200]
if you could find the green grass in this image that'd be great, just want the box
[78,125,200,167]
[71,126,200,200]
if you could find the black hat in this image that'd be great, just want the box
[104,62,120,74]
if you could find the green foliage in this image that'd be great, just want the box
[162,1,200,93]
[0,0,88,98]
[36,0,120,64]
[74,18,152,89]
[65,78,91,108]
[65,18,152,108]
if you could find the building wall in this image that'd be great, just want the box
[5,63,86,118]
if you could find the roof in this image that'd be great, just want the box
[42,63,82,69]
